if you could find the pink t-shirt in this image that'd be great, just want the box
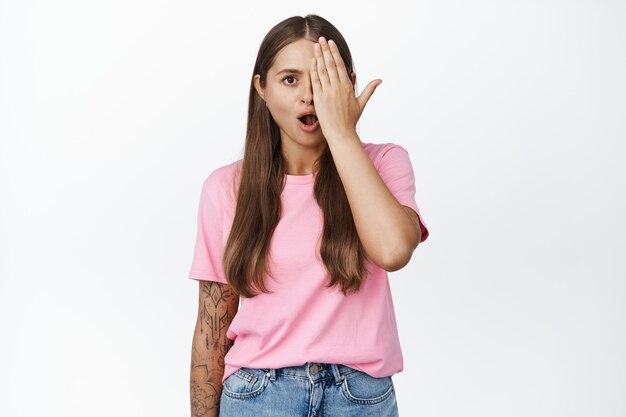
[188,141,429,384]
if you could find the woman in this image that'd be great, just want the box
[188,14,429,417]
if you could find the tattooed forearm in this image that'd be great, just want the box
[190,379,220,417]
[199,283,237,350]
[190,280,239,417]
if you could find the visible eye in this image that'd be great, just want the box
[282,75,297,86]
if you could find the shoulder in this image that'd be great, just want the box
[361,141,410,169]
[201,159,242,201]
[203,159,240,183]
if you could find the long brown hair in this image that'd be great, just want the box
[223,14,371,298]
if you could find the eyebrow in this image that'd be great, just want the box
[275,68,305,77]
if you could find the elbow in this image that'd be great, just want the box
[382,228,421,272]
[381,245,414,272]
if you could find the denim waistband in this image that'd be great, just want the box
[258,362,360,385]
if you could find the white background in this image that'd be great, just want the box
[1,1,625,416]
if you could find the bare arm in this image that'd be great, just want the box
[326,136,421,271]
[190,280,239,417]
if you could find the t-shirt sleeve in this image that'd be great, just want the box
[376,143,430,243]
[188,170,229,284]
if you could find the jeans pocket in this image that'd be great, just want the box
[222,367,270,400]
[340,369,395,405]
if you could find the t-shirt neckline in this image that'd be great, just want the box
[285,173,315,185]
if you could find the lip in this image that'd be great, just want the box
[298,118,320,133]
[297,110,317,118]
[297,110,320,133]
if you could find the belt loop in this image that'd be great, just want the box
[330,363,344,385]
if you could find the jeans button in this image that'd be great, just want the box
[310,364,319,375]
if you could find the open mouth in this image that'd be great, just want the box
[298,114,319,126]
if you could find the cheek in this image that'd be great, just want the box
[269,101,292,120]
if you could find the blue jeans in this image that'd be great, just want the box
[219,361,399,417]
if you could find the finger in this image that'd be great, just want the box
[327,39,348,84]
[357,79,382,112]
[314,42,329,90]
[318,37,340,85]
[310,57,323,98]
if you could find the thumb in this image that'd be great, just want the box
[357,79,382,111]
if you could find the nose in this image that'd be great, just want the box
[301,78,313,105]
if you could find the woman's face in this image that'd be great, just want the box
[253,38,355,152]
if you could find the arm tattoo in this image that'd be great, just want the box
[190,281,239,417]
